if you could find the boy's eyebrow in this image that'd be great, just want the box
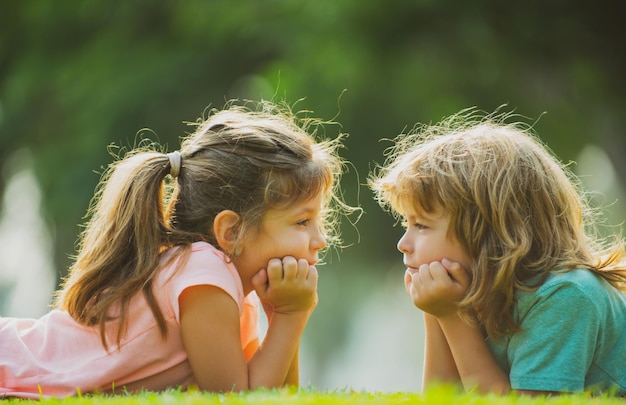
[404,208,441,222]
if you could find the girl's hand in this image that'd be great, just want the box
[252,256,318,315]
[404,259,470,318]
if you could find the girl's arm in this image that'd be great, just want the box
[180,257,316,392]
[250,257,316,388]
[284,348,300,387]
[246,311,309,388]
[258,299,301,388]
[242,337,300,388]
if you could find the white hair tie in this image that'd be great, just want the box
[167,151,182,177]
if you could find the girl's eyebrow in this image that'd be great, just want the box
[293,199,325,216]
[270,202,318,220]
[292,205,317,216]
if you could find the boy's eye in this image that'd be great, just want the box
[297,219,311,226]
[401,219,427,230]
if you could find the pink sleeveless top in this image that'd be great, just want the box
[0,242,259,399]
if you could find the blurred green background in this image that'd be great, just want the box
[1,0,625,392]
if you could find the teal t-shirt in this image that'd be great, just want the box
[486,269,626,395]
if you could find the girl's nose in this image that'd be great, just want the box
[312,227,327,251]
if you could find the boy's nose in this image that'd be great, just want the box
[397,232,411,253]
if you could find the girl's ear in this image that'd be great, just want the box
[213,210,241,253]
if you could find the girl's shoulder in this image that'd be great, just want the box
[188,240,229,263]
[158,241,246,312]
[160,241,229,275]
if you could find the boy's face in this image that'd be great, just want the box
[233,194,327,295]
[397,205,470,273]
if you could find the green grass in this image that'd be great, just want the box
[3,386,624,405]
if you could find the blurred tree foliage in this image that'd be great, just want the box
[1,0,625,280]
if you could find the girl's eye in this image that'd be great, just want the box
[297,219,311,227]
[414,222,428,230]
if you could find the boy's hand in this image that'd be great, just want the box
[252,256,318,315]
[404,259,470,319]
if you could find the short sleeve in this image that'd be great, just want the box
[508,282,600,392]
[165,244,244,323]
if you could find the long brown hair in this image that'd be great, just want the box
[55,100,352,349]
[371,108,626,339]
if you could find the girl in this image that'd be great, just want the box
[370,109,626,396]
[1,100,350,398]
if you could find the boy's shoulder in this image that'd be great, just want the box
[518,268,625,314]
[540,268,618,296]
[540,268,603,291]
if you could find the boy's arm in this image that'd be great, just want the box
[438,315,556,395]
[422,313,461,388]
[437,314,511,394]
[407,260,510,394]
[411,260,561,396]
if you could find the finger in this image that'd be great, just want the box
[296,259,309,280]
[307,265,319,286]
[404,270,412,295]
[408,274,421,304]
[442,258,471,288]
[266,258,284,284]
[252,269,268,297]
[418,263,433,284]
[281,256,298,280]
[429,261,452,283]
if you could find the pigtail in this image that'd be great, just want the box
[54,100,355,351]
[55,151,172,350]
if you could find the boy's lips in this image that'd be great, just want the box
[404,263,419,272]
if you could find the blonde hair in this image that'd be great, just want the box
[370,108,626,339]
[55,100,350,349]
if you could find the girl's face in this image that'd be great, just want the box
[233,194,327,294]
[397,205,470,273]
